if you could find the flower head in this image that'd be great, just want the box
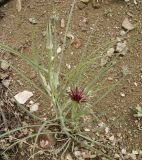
[69,87,86,103]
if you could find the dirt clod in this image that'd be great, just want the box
[78,2,87,10]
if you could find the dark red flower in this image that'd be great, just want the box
[69,87,86,103]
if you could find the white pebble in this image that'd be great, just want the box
[84,128,90,132]
[57,46,62,54]
[1,60,10,70]
[66,64,71,69]
[109,135,115,141]
[121,148,127,155]
[107,48,115,57]
[120,30,126,36]
[116,41,128,55]
[61,18,65,28]
[120,92,125,97]
[74,151,81,157]
[14,90,33,104]
[114,153,120,158]
[30,103,39,112]
[134,82,138,86]
[105,127,109,134]
[29,17,38,24]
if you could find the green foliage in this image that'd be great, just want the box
[134,105,142,118]
[1,153,9,160]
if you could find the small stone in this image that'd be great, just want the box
[1,60,10,70]
[14,90,33,104]
[66,64,71,69]
[109,135,115,141]
[133,0,138,5]
[74,151,81,157]
[100,56,109,67]
[107,48,115,57]
[98,122,105,127]
[29,17,38,24]
[30,103,39,112]
[120,30,126,36]
[84,128,90,132]
[120,92,125,97]
[122,18,135,31]
[116,37,122,42]
[65,153,73,160]
[61,18,65,28]
[2,78,11,88]
[121,148,127,155]
[57,46,62,54]
[114,153,120,158]
[39,150,44,155]
[105,127,109,134]
[116,41,127,52]
[116,41,128,56]
[16,0,22,12]
[108,77,113,81]
[29,100,34,105]
[17,80,23,86]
